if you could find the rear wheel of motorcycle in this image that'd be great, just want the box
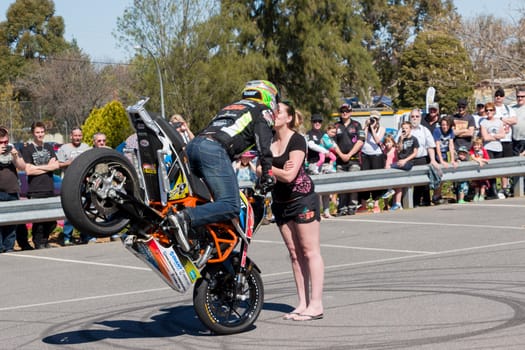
[193,261,264,334]
[60,148,141,237]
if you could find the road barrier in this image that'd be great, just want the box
[1,156,524,225]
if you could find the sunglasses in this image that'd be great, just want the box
[485,109,494,112]
[0,140,9,144]
[410,115,421,118]
[517,95,525,99]
[312,121,322,124]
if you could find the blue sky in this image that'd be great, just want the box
[0,0,520,63]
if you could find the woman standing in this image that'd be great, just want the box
[480,102,505,198]
[260,101,324,321]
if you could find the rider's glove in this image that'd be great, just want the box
[258,172,276,194]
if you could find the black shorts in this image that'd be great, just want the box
[272,192,320,226]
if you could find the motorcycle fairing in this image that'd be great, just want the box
[122,233,200,293]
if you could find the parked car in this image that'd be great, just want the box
[18,171,62,198]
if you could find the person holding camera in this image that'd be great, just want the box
[170,114,194,144]
[357,111,386,213]
[0,126,26,252]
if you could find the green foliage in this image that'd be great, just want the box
[360,0,460,101]
[396,30,474,113]
[0,0,71,84]
[0,82,25,141]
[168,1,268,130]
[82,101,134,148]
[1,0,515,139]
[269,0,378,114]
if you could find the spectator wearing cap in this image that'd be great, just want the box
[305,113,336,218]
[493,87,517,198]
[452,98,476,151]
[234,151,257,184]
[472,103,486,138]
[422,102,440,133]
[334,103,364,215]
[512,86,525,156]
[305,114,328,175]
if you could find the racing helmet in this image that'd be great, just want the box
[241,80,280,111]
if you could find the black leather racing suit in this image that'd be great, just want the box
[199,99,274,176]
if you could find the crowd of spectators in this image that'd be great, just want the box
[302,86,525,216]
[3,87,525,252]
[0,112,199,252]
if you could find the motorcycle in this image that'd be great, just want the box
[60,98,267,334]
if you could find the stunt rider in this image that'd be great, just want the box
[169,80,278,252]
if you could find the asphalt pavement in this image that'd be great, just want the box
[2,197,525,349]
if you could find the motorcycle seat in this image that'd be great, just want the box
[155,117,212,201]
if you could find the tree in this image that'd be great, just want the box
[396,30,475,113]
[217,0,378,114]
[0,0,70,84]
[0,82,25,142]
[82,100,134,148]
[16,49,125,134]
[359,0,460,100]
[458,14,525,84]
[270,0,378,113]
[116,0,222,122]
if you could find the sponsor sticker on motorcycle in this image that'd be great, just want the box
[142,163,157,174]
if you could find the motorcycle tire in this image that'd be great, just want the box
[193,258,264,335]
[60,148,141,237]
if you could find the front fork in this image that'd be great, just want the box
[232,240,260,300]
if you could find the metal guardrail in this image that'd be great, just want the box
[1,156,524,225]
[0,197,64,226]
[312,156,525,193]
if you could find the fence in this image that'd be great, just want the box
[1,156,524,225]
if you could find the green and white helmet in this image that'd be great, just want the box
[241,80,280,111]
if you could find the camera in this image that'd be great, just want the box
[401,130,407,136]
[2,144,12,154]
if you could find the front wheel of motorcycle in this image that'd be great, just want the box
[193,258,264,334]
[60,148,141,237]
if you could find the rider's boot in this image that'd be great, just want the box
[168,211,192,253]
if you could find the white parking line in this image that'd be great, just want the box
[4,238,525,312]
[328,218,525,231]
[0,287,171,312]
[2,253,151,270]
[255,239,433,254]
[264,239,525,277]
